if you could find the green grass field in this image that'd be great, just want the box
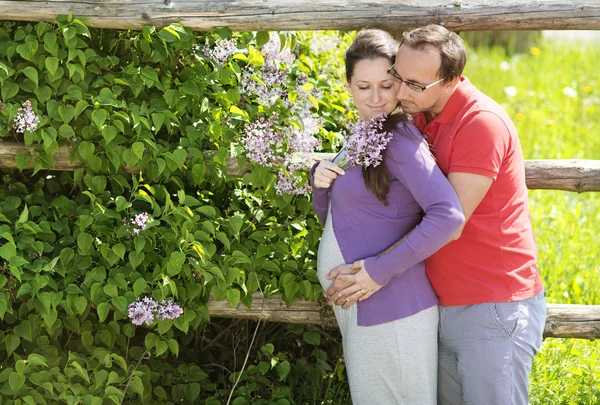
[463,39,600,405]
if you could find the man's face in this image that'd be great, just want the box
[393,44,448,116]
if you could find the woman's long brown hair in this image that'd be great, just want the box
[345,29,409,205]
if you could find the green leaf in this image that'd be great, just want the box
[77,232,93,254]
[103,284,118,298]
[5,335,20,357]
[1,82,19,100]
[9,372,25,394]
[185,382,201,402]
[58,104,75,123]
[129,376,145,397]
[63,26,77,41]
[111,296,128,313]
[74,296,88,315]
[22,66,39,87]
[226,289,240,309]
[277,360,290,381]
[229,215,244,237]
[173,149,187,168]
[97,302,110,322]
[102,125,117,145]
[303,330,321,345]
[229,105,249,121]
[27,353,49,368]
[34,85,52,103]
[71,361,90,384]
[112,243,126,260]
[15,151,31,171]
[133,278,147,296]
[45,56,59,76]
[132,142,145,160]
[59,247,74,266]
[168,339,179,357]
[78,141,95,160]
[0,241,16,261]
[129,251,144,269]
[16,283,32,298]
[92,109,108,129]
[155,340,169,357]
[145,333,156,349]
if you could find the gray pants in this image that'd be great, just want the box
[317,208,438,405]
[438,291,547,405]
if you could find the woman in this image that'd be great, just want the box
[311,29,464,404]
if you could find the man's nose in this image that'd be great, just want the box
[395,81,409,100]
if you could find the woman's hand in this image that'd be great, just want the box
[328,260,382,309]
[313,160,345,189]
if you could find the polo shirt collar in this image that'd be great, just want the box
[433,76,475,124]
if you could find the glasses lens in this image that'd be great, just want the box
[406,82,424,92]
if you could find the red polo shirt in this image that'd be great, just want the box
[415,77,543,306]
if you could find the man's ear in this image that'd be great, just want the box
[443,76,460,88]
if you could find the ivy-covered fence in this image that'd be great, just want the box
[0,14,360,403]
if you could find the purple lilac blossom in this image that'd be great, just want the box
[13,100,40,134]
[342,113,394,169]
[240,67,287,107]
[123,212,150,237]
[156,299,184,320]
[128,297,159,326]
[240,115,284,167]
[202,38,237,67]
[128,297,183,326]
[262,33,296,68]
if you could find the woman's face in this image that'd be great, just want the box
[347,57,398,120]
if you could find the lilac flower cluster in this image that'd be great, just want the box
[239,33,301,108]
[0,103,7,111]
[123,212,149,236]
[240,67,287,108]
[240,114,284,167]
[128,297,183,326]
[341,114,393,169]
[261,33,296,68]
[239,32,326,195]
[202,38,237,67]
[13,100,40,134]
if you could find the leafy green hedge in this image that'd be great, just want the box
[0,15,354,404]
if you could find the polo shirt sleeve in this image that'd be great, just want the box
[363,124,465,287]
[309,161,330,224]
[449,111,511,180]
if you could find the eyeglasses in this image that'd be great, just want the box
[387,63,446,93]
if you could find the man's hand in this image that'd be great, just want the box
[325,263,360,303]
[328,261,382,309]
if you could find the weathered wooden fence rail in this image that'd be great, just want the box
[206,293,600,340]
[2,143,600,193]
[0,0,599,32]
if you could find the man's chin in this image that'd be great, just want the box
[399,103,419,114]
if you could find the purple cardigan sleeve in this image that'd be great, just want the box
[363,124,465,287]
[310,162,330,224]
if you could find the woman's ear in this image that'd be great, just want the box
[344,77,351,92]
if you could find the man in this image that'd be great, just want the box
[327,25,546,404]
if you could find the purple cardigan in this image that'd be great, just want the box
[311,120,464,326]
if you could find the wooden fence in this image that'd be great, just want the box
[1,0,599,340]
[0,0,599,32]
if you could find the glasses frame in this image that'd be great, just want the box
[387,63,446,93]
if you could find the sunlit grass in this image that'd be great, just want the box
[464,40,600,405]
